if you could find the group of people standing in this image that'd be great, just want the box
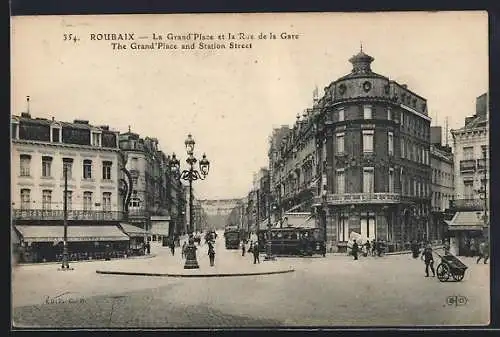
[350,239,386,260]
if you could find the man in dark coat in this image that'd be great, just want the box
[252,242,260,264]
[169,238,175,256]
[421,243,436,277]
[352,240,359,260]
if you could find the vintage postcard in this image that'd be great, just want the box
[11,12,489,328]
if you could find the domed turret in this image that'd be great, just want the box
[348,45,374,74]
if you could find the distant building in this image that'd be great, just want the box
[429,126,454,243]
[11,112,128,262]
[448,93,489,256]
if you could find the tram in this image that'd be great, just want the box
[256,227,326,256]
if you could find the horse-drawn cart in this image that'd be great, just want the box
[435,251,468,282]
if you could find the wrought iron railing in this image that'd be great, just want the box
[459,159,476,172]
[450,198,485,211]
[313,192,403,205]
[13,209,125,221]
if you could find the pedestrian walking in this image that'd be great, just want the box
[252,242,260,264]
[208,241,216,267]
[146,242,151,255]
[411,240,420,259]
[421,243,436,277]
[352,240,359,260]
[443,240,450,256]
[371,239,377,256]
[241,240,246,256]
[470,238,477,257]
[181,241,187,259]
[477,241,489,264]
[169,238,175,256]
[364,240,371,257]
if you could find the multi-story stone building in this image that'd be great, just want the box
[11,112,129,262]
[118,129,186,241]
[448,93,489,256]
[310,49,432,252]
[430,126,454,243]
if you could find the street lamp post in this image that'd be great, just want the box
[169,134,210,269]
[59,166,72,270]
[264,197,277,261]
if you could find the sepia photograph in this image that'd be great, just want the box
[10,11,489,328]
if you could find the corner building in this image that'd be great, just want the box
[312,50,432,253]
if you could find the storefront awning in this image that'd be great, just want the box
[445,211,485,232]
[119,223,148,237]
[150,221,170,235]
[15,225,130,243]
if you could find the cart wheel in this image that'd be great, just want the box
[452,271,465,282]
[436,263,450,282]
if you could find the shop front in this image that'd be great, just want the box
[14,225,130,263]
[445,211,485,256]
[118,223,148,256]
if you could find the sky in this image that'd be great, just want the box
[11,11,488,200]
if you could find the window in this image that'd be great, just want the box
[338,108,344,122]
[42,190,52,210]
[363,167,374,193]
[387,215,393,241]
[387,107,392,121]
[42,156,52,177]
[65,190,73,210]
[413,179,417,197]
[336,133,345,154]
[102,161,112,180]
[481,145,488,159]
[400,138,405,158]
[83,159,92,179]
[20,189,30,210]
[62,158,73,179]
[336,169,345,194]
[361,212,376,241]
[338,213,349,242]
[52,128,60,142]
[464,181,474,199]
[401,112,405,125]
[363,130,374,153]
[83,191,93,211]
[463,146,474,160]
[20,154,31,176]
[132,177,138,187]
[389,168,394,193]
[388,132,394,156]
[131,157,138,170]
[12,123,18,139]
[102,192,112,211]
[91,132,101,147]
[363,105,372,119]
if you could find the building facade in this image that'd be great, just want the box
[429,126,454,243]
[448,93,489,256]
[118,130,187,241]
[309,50,432,252]
[11,113,128,262]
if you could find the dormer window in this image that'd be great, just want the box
[50,122,62,143]
[11,118,20,139]
[91,131,102,147]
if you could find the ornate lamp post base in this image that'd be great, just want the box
[183,240,200,269]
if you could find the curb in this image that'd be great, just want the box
[16,254,158,267]
[95,268,295,278]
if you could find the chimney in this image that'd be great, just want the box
[401,84,408,89]
[73,119,89,125]
[430,126,442,145]
[20,112,31,118]
[475,93,488,119]
[465,116,475,126]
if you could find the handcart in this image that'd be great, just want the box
[434,250,468,282]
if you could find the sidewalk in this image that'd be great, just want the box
[15,253,157,267]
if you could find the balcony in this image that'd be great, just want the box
[450,199,485,211]
[460,159,476,173]
[312,193,402,206]
[13,209,125,221]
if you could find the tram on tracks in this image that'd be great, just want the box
[256,227,326,257]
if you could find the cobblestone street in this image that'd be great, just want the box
[12,237,489,328]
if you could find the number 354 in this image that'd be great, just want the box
[64,34,77,41]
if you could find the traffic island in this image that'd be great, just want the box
[95,265,295,278]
